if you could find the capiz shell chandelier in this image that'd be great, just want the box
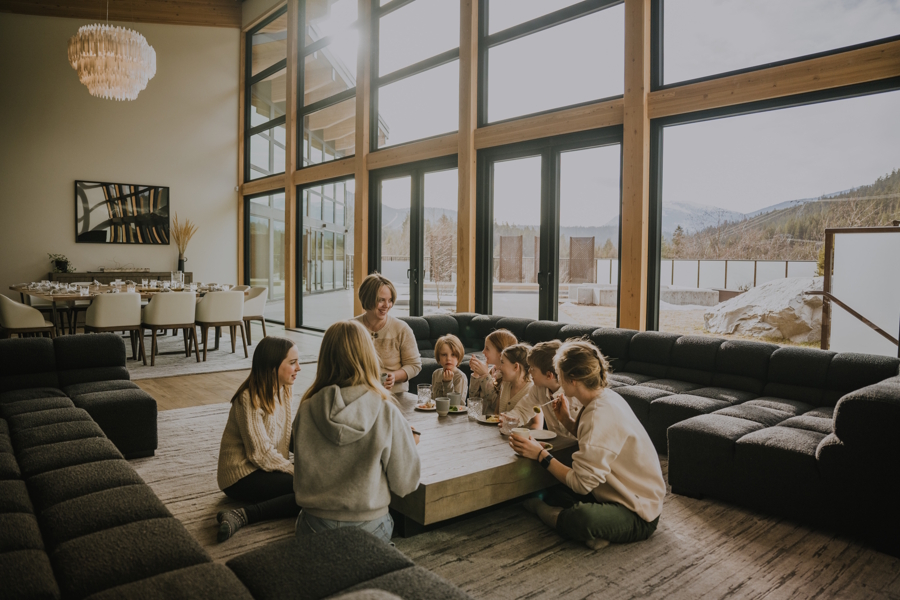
[68,23,156,101]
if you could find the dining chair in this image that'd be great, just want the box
[21,294,63,334]
[64,281,94,334]
[84,293,145,363]
[242,286,268,345]
[141,292,200,366]
[0,294,56,338]
[195,291,247,361]
[231,285,250,292]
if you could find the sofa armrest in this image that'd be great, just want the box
[833,375,900,454]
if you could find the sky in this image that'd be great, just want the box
[315,0,900,223]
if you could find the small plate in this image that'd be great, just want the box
[530,430,556,441]
[475,414,501,425]
[447,406,467,415]
[415,404,436,412]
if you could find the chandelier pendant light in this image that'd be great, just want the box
[67,1,156,101]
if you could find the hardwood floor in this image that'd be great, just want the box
[134,327,321,410]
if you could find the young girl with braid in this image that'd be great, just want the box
[509,340,666,550]
[468,329,517,412]
[215,336,302,542]
[493,343,534,415]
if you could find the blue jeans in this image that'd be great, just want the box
[295,510,394,544]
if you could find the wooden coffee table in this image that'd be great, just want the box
[390,393,576,536]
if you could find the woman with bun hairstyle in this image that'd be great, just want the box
[216,336,302,542]
[468,328,517,410]
[509,340,666,550]
[292,320,420,543]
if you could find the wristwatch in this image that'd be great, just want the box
[540,451,554,469]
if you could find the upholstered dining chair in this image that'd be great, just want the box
[231,285,250,292]
[21,294,62,334]
[84,292,145,363]
[242,287,268,345]
[142,292,200,366]
[64,281,94,334]
[0,294,56,338]
[195,291,247,361]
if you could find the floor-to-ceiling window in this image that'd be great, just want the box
[244,190,286,323]
[297,177,355,330]
[479,131,622,322]
[246,8,288,181]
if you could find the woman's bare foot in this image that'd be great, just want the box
[522,498,562,529]
[585,538,610,550]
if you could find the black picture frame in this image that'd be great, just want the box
[75,180,170,244]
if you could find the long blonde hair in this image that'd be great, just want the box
[231,336,296,414]
[301,320,393,404]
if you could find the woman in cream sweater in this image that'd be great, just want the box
[510,340,666,550]
[293,320,420,543]
[215,336,302,542]
[354,272,422,394]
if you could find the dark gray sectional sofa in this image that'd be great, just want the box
[0,334,472,600]
[399,313,900,555]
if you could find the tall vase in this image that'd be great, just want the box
[178,255,186,272]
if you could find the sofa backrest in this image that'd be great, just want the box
[763,347,836,406]
[711,340,777,394]
[54,333,130,388]
[0,337,58,393]
[666,336,724,386]
[589,328,637,373]
[619,331,680,378]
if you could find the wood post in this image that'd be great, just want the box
[283,0,299,327]
[353,0,373,318]
[618,0,651,330]
[456,0,478,312]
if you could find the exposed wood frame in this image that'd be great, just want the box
[1,0,242,28]
[456,0,478,313]
[292,157,356,186]
[649,39,900,119]
[474,98,624,150]
[242,1,288,33]
[237,29,247,285]
[619,0,651,330]
[282,0,299,327]
[367,133,459,171]
[241,175,285,197]
[353,0,373,318]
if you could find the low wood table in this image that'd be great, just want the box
[390,393,576,536]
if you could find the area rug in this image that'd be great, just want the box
[130,403,899,599]
[126,327,317,380]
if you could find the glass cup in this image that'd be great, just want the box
[468,398,483,420]
[189,282,197,292]
[150,280,158,289]
[141,278,149,288]
[417,384,432,406]
[499,413,521,435]
[79,286,89,296]
[126,283,136,293]
[162,280,170,290]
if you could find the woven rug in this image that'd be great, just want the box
[129,404,898,599]
[126,324,317,380]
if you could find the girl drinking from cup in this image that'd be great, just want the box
[493,343,533,417]
[469,329,517,409]
[431,334,468,403]
[509,340,666,550]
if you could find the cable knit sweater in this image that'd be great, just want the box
[217,389,294,490]
[353,314,422,393]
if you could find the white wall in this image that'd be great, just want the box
[0,13,239,297]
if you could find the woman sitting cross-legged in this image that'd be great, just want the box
[509,340,666,550]
[292,320,421,544]
[216,336,303,542]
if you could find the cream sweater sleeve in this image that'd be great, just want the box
[234,394,294,475]
[396,320,422,381]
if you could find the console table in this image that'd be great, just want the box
[49,271,193,285]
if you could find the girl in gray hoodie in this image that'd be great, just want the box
[292,320,421,543]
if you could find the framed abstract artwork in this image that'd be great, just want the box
[75,180,170,244]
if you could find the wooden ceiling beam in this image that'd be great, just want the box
[306,101,353,130]
[0,0,242,28]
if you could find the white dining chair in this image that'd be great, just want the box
[21,294,63,334]
[231,285,250,292]
[242,286,269,345]
[142,292,200,366]
[64,281,94,334]
[84,293,145,363]
[195,291,246,361]
[0,294,56,338]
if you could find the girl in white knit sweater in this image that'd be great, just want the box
[215,336,302,542]
[510,340,666,550]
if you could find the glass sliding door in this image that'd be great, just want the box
[491,155,542,319]
[245,191,286,323]
[298,177,355,330]
[380,176,413,318]
[423,168,458,314]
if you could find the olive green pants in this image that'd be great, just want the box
[546,488,659,544]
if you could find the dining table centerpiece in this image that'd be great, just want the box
[171,213,198,272]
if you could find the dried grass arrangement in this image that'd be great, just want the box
[172,213,198,257]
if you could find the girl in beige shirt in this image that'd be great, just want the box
[215,336,302,542]
[492,343,534,416]
[468,328,517,409]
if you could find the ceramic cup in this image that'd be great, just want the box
[511,428,532,439]
[435,397,450,416]
[448,391,462,408]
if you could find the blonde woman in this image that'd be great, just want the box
[354,272,422,394]
[469,328,517,409]
[216,336,302,542]
[510,340,666,550]
[292,320,421,543]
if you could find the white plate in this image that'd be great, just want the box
[530,430,556,441]
[475,414,501,425]
[415,404,436,412]
[446,406,467,415]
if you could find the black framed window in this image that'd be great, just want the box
[299,0,361,168]
[297,177,356,331]
[657,0,900,88]
[373,0,460,149]
[480,0,624,125]
[648,82,900,345]
[476,128,624,323]
[245,8,288,181]
[369,156,460,317]
[244,190,287,324]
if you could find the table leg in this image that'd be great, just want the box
[214,326,221,350]
[390,511,424,538]
[51,301,61,336]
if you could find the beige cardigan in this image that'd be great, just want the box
[354,314,422,394]
[217,389,294,490]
